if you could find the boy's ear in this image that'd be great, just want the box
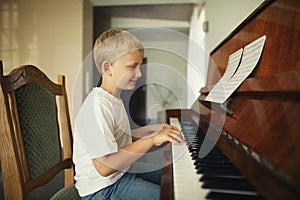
[102,60,112,76]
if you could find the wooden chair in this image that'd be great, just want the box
[0,61,80,199]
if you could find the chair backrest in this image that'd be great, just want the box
[0,61,74,199]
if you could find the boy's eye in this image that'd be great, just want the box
[129,65,137,69]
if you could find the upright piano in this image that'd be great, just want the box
[160,0,300,199]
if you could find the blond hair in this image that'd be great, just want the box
[93,29,144,73]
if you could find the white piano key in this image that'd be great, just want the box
[170,117,209,200]
[172,143,209,200]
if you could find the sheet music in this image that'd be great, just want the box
[222,48,244,80]
[205,35,266,104]
[204,48,243,103]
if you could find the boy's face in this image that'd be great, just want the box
[111,50,143,92]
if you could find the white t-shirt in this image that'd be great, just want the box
[73,87,132,197]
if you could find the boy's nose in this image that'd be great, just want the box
[135,66,142,78]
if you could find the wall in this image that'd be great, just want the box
[205,0,265,52]
[0,0,93,120]
[144,39,188,119]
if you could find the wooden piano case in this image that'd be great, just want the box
[160,0,300,199]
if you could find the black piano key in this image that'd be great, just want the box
[201,177,256,191]
[197,154,232,161]
[206,191,265,200]
[197,162,236,169]
[197,167,243,176]
[200,173,244,179]
[189,146,223,155]
[200,175,248,182]
[193,158,236,168]
[179,118,266,199]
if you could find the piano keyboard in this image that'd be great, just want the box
[170,117,265,200]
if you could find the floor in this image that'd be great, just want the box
[0,170,64,200]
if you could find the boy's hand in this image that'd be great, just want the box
[148,123,180,133]
[151,127,185,146]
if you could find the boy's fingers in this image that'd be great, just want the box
[163,123,172,129]
[169,132,185,143]
[169,129,183,136]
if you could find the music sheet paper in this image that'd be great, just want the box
[205,35,266,104]
[204,48,243,103]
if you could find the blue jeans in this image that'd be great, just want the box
[83,147,163,200]
[82,169,161,200]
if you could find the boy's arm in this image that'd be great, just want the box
[93,136,154,177]
[93,126,184,177]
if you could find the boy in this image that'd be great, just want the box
[73,29,184,200]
